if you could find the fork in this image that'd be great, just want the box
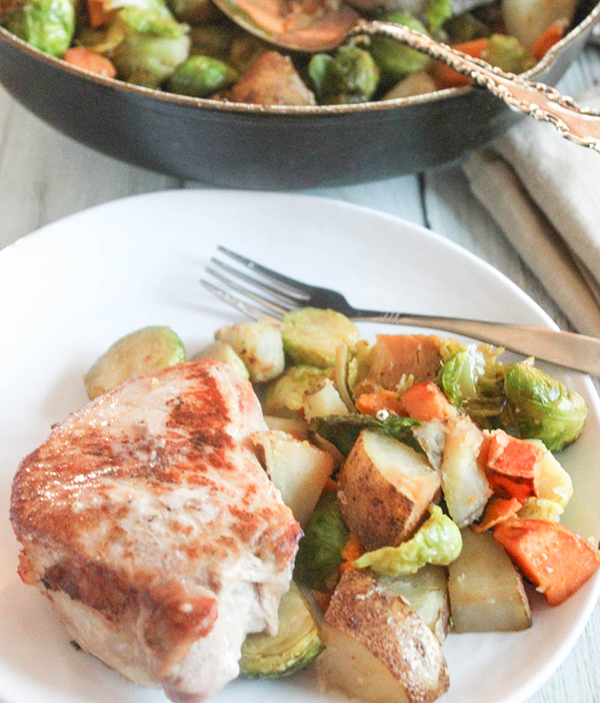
[201,246,600,377]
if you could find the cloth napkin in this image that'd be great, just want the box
[461,81,600,337]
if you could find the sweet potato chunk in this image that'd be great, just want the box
[401,382,456,422]
[493,518,600,605]
[484,430,544,502]
[365,335,444,390]
[338,430,441,550]
[472,497,523,533]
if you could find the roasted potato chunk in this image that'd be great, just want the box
[318,569,449,703]
[338,430,441,550]
[448,528,531,632]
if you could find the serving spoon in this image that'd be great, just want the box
[212,0,600,151]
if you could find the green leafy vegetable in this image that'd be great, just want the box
[167,55,238,97]
[294,492,349,592]
[353,505,462,576]
[309,412,421,456]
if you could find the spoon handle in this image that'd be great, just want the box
[350,20,600,152]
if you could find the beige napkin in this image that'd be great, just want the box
[462,83,600,337]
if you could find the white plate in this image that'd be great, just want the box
[0,190,599,703]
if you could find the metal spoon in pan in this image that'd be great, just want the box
[212,0,600,151]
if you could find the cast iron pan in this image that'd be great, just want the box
[0,2,598,189]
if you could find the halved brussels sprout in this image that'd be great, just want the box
[190,340,248,379]
[281,307,360,369]
[262,365,331,417]
[84,325,186,399]
[240,582,324,678]
[504,362,587,451]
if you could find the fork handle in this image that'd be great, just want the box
[353,311,600,376]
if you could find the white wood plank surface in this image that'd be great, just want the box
[0,34,599,703]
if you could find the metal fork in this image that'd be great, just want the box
[202,246,600,376]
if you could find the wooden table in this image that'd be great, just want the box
[1,44,599,703]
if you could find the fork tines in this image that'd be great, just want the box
[201,246,308,322]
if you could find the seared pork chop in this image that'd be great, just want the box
[11,359,302,702]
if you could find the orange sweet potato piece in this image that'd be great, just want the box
[86,0,112,28]
[355,391,406,416]
[493,518,600,605]
[366,335,443,389]
[531,21,566,61]
[472,497,523,533]
[433,39,489,89]
[63,47,116,78]
[401,381,455,422]
[484,430,544,502]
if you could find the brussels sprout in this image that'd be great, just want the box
[3,0,75,57]
[441,344,505,426]
[84,325,187,399]
[294,491,349,592]
[308,45,379,105]
[382,71,436,100]
[309,412,421,456]
[369,12,431,88]
[107,0,188,38]
[240,582,324,678]
[167,54,238,96]
[111,32,190,84]
[353,505,462,576]
[281,307,360,369]
[424,0,451,34]
[262,365,331,417]
[190,340,249,379]
[481,34,536,74]
[504,362,587,451]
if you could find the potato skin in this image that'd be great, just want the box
[323,569,449,703]
[338,430,440,550]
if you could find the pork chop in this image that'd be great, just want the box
[10,359,302,702]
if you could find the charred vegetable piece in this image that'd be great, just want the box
[166,0,213,23]
[83,325,186,399]
[309,413,420,456]
[3,0,75,57]
[167,54,238,97]
[503,362,587,451]
[281,307,360,369]
[354,505,462,576]
[294,491,349,593]
[240,582,324,678]
[308,45,380,104]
